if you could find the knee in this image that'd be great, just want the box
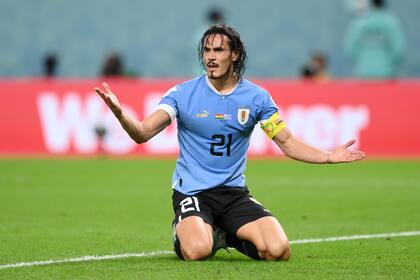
[181,240,212,261]
[261,239,291,261]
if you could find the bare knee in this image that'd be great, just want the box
[275,240,291,261]
[175,216,213,261]
[266,239,291,261]
[268,240,290,261]
[181,240,212,261]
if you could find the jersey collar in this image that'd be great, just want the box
[205,75,239,96]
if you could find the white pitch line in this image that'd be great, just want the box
[1,230,420,270]
[0,251,174,270]
[290,230,420,244]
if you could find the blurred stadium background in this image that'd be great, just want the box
[1,0,420,278]
[1,0,420,77]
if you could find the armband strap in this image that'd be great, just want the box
[260,112,287,139]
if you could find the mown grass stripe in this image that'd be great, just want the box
[1,231,419,270]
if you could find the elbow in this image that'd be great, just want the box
[133,132,154,144]
[278,141,299,160]
[282,148,296,160]
[131,125,153,144]
[134,138,145,144]
[134,135,149,144]
[133,121,164,144]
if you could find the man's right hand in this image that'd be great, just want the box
[94,82,122,118]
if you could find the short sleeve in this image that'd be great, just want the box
[259,91,279,121]
[158,86,179,121]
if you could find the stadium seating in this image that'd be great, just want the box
[0,0,419,77]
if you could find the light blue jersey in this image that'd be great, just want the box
[158,75,278,195]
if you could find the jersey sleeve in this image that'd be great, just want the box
[157,86,179,121]
[259,91,286,139]
[259,91,278,121]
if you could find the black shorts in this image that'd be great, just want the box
[172,186,273,236]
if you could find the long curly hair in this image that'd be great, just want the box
[198,24,247,80]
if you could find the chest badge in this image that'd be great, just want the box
[238,108,250,125]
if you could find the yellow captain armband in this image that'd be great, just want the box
[260,112,287,139]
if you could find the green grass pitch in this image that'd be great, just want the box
[0,158,419,279]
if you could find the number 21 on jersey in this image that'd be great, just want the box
[210,134,232,156]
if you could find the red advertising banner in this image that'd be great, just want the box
[0,79,419,157]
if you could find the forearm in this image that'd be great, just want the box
[274,134,330,164]
[116,109,171,144]
[116,111,149,144]
[95,83,171,143]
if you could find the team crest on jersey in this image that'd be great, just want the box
[237,108,250,125]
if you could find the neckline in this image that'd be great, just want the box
[205,75,239,96]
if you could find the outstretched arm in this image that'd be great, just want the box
[273,127,365,163]
[94,82,171,144]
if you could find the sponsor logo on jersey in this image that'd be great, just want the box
[238,108,250,125]
[195,110,209,118]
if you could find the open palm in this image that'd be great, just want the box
[94,82,122,117]
[329,140,366,163]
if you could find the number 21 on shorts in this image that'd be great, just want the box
[180,196,200,213]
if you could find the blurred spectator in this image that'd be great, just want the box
[207,7,224,25]
[300,52,330,82]
[345,0,406,79]
[345,0,369,16]
[94,124,107,156]
[43,53,58,77]
[101,52,125,77]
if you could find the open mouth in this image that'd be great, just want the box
[207,63,219,70]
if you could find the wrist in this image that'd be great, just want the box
[114,109,123,119]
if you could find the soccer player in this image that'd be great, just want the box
[95,24,365,261]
